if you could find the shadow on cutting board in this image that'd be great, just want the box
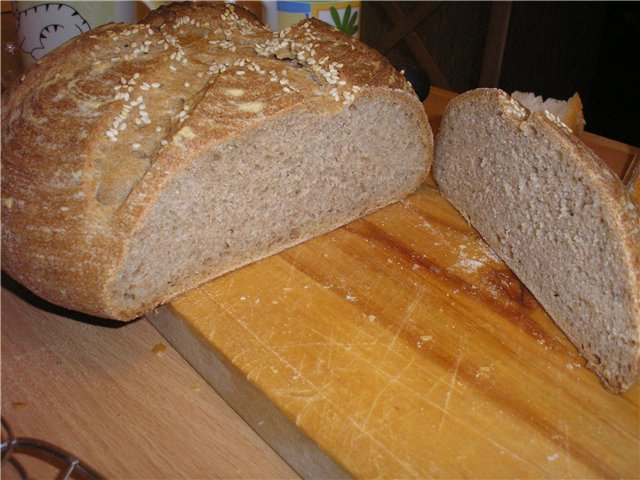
[1,271,135,328]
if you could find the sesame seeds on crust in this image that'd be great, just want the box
[499,92,573,135]
[499,93,528,120]
[543,109,573,135]
[13,2,411,210]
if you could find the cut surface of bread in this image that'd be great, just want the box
[1,2,433,320]
[111,93,429,316]
[433,88,640,392]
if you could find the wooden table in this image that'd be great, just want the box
[0,279,298,479]
[2,87,638,479]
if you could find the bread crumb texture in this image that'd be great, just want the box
[433,88,640,392]
[1,2,432,320]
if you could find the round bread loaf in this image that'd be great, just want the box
[1,2,433,320]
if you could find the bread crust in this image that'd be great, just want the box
[433,88,640,392]
[1,2,432,320]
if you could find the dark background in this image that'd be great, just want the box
[360,1,639,147]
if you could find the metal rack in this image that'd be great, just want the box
[1,417,105,480]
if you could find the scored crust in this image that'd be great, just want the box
[1,2,432,319]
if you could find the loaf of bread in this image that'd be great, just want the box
[433,88,640,392]
[1,2,433,320]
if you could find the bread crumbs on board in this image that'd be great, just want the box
[152,343,167,354]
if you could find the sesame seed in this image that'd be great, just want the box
[184,81,190,88]
[151,82,161,88]
[132,143,141,150]
[169,65,177,71]
[161,139,168,145]
[156,126,162,132]
[236,70,246,75]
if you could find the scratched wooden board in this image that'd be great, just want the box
[149,175,639,479]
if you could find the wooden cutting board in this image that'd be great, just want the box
[149,91,639,479]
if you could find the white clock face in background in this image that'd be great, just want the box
[14,3,91,61]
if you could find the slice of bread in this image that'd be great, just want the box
[433,88,640,392]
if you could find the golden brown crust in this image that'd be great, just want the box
[1,2,426,319]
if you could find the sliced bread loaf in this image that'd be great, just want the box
[1,2,433,320]
[433,88,640,392]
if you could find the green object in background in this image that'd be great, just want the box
[265,2,361,39]
[330,5,358,36]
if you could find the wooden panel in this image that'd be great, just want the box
[150,89,639,478]
[0,286,298,479]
